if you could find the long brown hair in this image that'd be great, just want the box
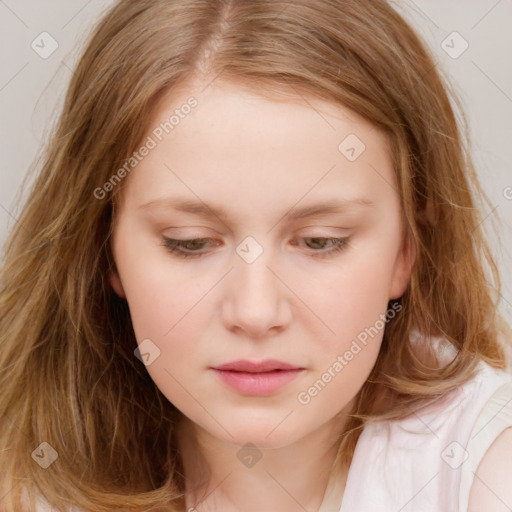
[1,1,509,510]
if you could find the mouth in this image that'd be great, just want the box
[212,359,303,373]
[210,359,305,395]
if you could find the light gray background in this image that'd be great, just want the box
[1,1,511,325]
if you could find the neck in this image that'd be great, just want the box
[175,407,353,512]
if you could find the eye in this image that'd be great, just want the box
[160,237,215,259]
[293,237,350,257]
[161,236,350,259]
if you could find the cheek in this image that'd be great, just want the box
[122,270,186,340]
[297,253,395,341]
[292,262,391,415]
[115,250,210,409]
[112,228,206,340]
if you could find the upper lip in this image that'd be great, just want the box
[212,359,303,373]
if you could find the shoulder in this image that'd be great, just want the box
[467,426,512,512]
[22,487,84,512]
[340,356,512,511]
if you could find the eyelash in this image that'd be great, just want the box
[160,236,350,259]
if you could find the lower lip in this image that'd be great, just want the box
[212,369,303,395]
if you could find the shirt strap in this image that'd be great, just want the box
[458,380,512,512]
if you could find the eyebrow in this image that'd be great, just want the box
[139,196,374,223]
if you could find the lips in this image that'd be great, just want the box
[212,359,302,373]
[211,359,305,395]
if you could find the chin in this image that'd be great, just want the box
[207,419,305,450]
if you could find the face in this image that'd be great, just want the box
[109,79,415,449]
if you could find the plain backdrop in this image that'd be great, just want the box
[0,0,511,326]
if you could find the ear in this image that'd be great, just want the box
[109,269,126,298]
[389,228,416,300]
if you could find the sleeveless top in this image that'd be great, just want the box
[30,332,512,512]
[319,332,512,512]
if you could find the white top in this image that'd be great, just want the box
[319,333,512,512]
[29,333,512,512]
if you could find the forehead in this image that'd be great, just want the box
[119,79,397,213]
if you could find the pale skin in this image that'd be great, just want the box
[108,79,510,511]
[467,426,512,511]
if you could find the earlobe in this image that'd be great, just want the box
[109,270,126,298]
[389,230,417,300]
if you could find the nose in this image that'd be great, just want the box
[221,241,292,339]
